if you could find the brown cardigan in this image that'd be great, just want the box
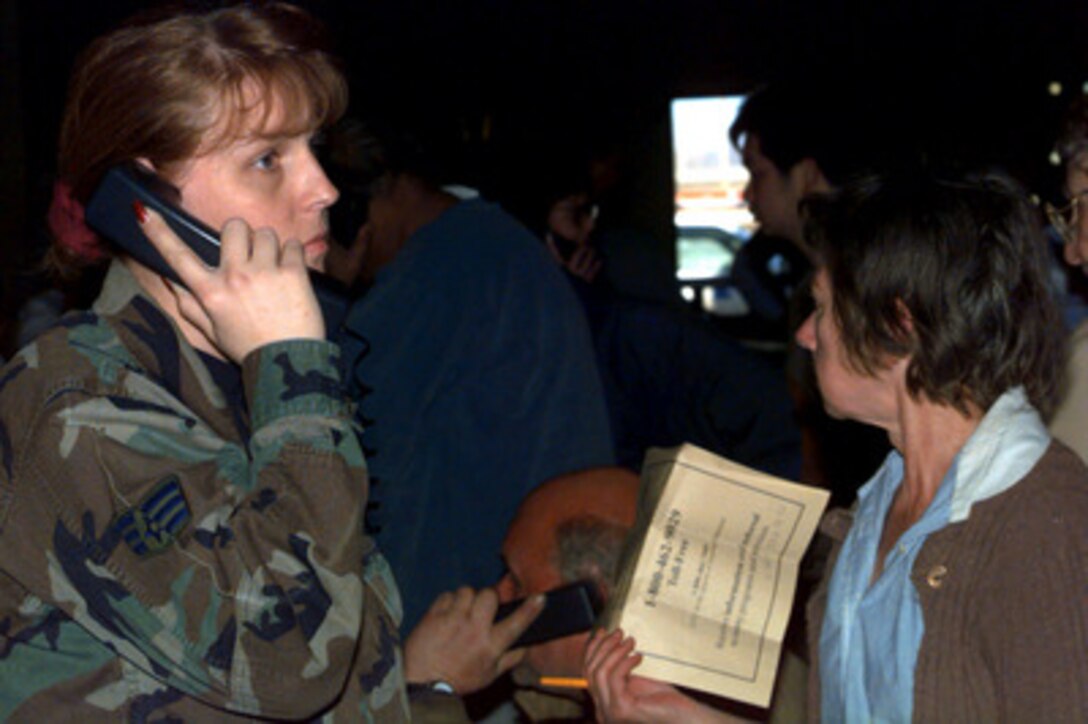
[806,441,1088,722]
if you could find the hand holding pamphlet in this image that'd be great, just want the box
[600,443,829,708]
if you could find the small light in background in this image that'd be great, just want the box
[1048,81,1063,97]
[1029,193,1042,207]
[1049,150,1062,166]
[1082,80,1088,95]
[680,285,696,303]
[701,286,717,311]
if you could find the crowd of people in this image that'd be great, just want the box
[0,2,1085,722]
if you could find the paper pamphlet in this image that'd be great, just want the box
[601,443,830,708]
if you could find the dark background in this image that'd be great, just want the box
[3,0,1088,276]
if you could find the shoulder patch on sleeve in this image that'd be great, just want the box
[112,475,191,556]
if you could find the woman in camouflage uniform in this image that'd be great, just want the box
[0,3,538,721]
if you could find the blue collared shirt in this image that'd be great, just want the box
[819,387,1050,723]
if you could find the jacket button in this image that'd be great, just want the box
[926,564,948,589]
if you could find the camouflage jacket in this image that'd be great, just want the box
[0,262,410,722]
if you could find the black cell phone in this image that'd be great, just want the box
[84,162,349,332]
[494,580,602,648]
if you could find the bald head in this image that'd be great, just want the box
[509,467,639,546]
[498,467,639,678]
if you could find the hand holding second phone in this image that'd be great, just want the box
[404,586,545,695]
[137,205,324,363]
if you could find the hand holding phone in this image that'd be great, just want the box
[404,586,546,696]
[85,162,350,335]
[136,206,324,362]
[494,580,602,648]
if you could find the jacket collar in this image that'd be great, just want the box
[949,386,1050,523]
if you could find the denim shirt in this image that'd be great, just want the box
[819,387,1050,723]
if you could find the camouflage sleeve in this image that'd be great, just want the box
[0,338,380,718]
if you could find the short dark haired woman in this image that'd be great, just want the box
[585,170,1088,722]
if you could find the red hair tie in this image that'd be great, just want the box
[48,180,106,261]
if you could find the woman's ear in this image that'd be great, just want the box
[797,157,833,196]
[892,298,918,354]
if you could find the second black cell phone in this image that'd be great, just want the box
[494,580,602,649]
[84,162,350,332]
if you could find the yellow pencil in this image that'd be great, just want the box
[538,676,589,689]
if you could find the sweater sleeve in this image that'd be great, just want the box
[979,460,1088,721]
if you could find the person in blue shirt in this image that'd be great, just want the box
[335,124,616,631]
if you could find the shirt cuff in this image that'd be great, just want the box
[241,339,351,430]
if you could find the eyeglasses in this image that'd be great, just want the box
[1045,191,1088,245]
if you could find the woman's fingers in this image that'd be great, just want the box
[280,237,307,270]
[137,207,323,362]
[162,276,213,338]
[585,629,649,723]
[248,226,280,268]
[601,635,637,685]
[137,205,213,292]
[586,629,624,711]
[586,628,624,672]
[218,217,251,268]
[612,648,643,683]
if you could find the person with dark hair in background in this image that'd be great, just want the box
[498,140,679,311]
[334,122,616,637]
[725,82,838,340]
[1047,94,1088,462]
[729,81,890,506]
[728,82,862,249]
[0,5,541,720]
[497,146,610,313]
[586,169,1088,722]
[501,151,802,481]
[535,161,606,290]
